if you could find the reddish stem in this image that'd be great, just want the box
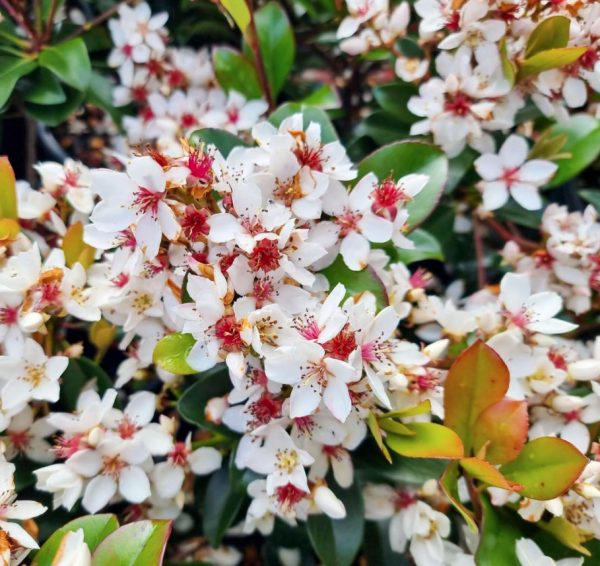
[487,218,539,252]
[0,0,37,41]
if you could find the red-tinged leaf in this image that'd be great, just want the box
[91,520,172,565]
[444,340,509,454]
[500,437,587,500]
[472,400,529,464]
[459,457,522,491]
[0,156,18,220]
[440,462,478,533]
[386,423,464,459]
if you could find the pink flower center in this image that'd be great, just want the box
[122,44,133,57]
[187,149,214,183]
[181,113,198,129]
[372,178,407,219]
[323,326,357,360]
[9,430,29,452]
[564,409,582,423]
[395,491,417,510]
[215,315,243,350]
[169,442,189,467]
[133,187,162,216]
[132,85,147,103]
[253,278,274,308]
[103,455,126,478]
[446,11,461,33]
[248,239,281,273]
[0,306,18,325]
[227,108,240,124]
[409,371,439,393]
[548,350,567,371]
[501,167,520,187]
[53,434,84,459]
[361,342,378,363]
[294,416,315,436]
[444,92,472,116]
[580,48,599,70]
[248,393,282,425]
[275,483,306,510]
[181,206,210,241]
[409,268,431,290]
[294,144,323,172]
[508,308,529,328]
[116,416,139,439]
[336,210,362,237]
[112,273,130,288]
[168,69,186,88]
[299,320,321,341]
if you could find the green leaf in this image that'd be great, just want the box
[320,256,387,310]
[500,437,587,500]
[24,68,66,105]
[366,412,392,464]
[386,423,464,459]
[363,520,406,566]
[220,0,252,37]
[443,340,509,454]
[87,72,124,127]
[380,400,431,420]
[0,56,37,108]
[213,47,262,99]
[356,450,447,485]
[546,115,600,187]
[539,516,592,557]
[307,480,364,566]
[189,128,248,158]
[153,332,197,375]
[203,459,254,547]
[91,520,172,565]
[440,462,478,532]
[33,515,119,566]
[372,82,418,124]
[250,2,295,97]
[269,103,338,143]
[446,148,477,194]
[517,47,587,81]
[25,86,85,126]
[525,16,570,58]
[60,357,113,411]
[392,229,444,264]
[475,493,521,565]
[38,38,91,91]
[0,156,18,219]
[299,84,340,109]
[178,364,235,434]
[579,189,600,211]
[357,141,448,229]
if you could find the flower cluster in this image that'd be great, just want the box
[107,2,268,154]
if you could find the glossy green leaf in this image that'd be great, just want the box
[517,47,587,80]
[0,156,17,219]
[0,56,37,108]
[25,87,85,126]
[178,364,235,434]
[579,189,600,211]
[440,462,478,532]
[446,148,477,194]
[33,515,119,566]
[91,520,172,565]
[386,423,464,459]
[547,115,600,187]
[475,493,521,565]
[500,437,587,500]
[300,84,340,109]
[24,68,66,105]
[87,72,124,127]
[203,460,254,547]
[38,38,91,91]
[373,82,418,123]
[357,142,448,229]
[250,2,295,97]
[443,340,509,453]
[153,332,197,375]
[380,400,431,420]
[525,16,570,58]
[366,412,392,463]
[269,102,338,142]
[189,128,248,157]
[472,399,528,465]
[320,256,387,310]
[459,457,522,491]
[307,480,364,566]
[213,47,262,99]
[363,520,405,566]
[60,357,113,411]
[392,229,444,264]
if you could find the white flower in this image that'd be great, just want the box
[0,339,67,410]
[35,160,94,215]
[337,0,388,39]
[475,135,557,211]
[90,156,180,258]
[499,273,577,335]
[515,538,583,566]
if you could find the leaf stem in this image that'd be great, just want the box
[0,0,37,41]
[487,217,538,252]
[62,1,131,43]
[246,0,275,111]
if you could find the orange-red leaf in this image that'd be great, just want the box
[473,400,529,464]
[460,457,522,491]
[444,340,509,454]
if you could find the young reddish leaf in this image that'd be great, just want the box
[459,457,522,491]
[472,400,529,465]
[444,340,509,453]
[386,423,464,459]
[500,437,587,500]
[440,462,478,533]
[0,156,18,220]
[366,412,392,464]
